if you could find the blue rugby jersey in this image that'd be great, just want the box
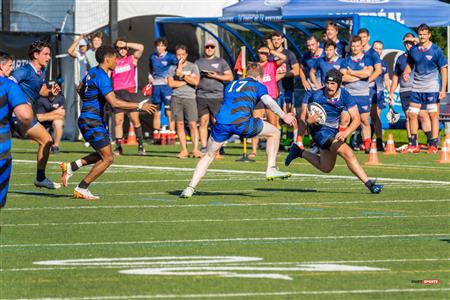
[394,53,414,92]
[312,56,343,84]
[10,64,46,104]
[215,78,268,125]
[340,55,373,96]
[302,50,325,88]
[375,60,389,92]
[311,87,356,129]
[407,43,448,93]
[149,51,178,85]
[363,47,382,88]
[79,66,113,126]
[0,77,28,159]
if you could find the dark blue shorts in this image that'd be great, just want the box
[351,95,370,113]
[399,91,412,112]
[211,118,263,143]
[310,126,338,150]
[78,120,110,151]
[411,92,439,105]
[280,90,294,105]
[370,89,386,109]
[0,158,12,208]
[152,85,172,109]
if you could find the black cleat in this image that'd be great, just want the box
[285,144,303,166]
[369,183,384,194]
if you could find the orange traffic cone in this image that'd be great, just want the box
[366,139,381,165]
[384,134,396,155]
[438,142,450,164]
[126,123,138,145]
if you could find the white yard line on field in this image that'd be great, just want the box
[0,233,447,249]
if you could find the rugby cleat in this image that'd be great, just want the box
[427,145,438,154]
[73,186,99,200]
[285,144,304,166]
[401,145,421,153]
[60,162,73,188]
[180,186,195,199]
[113,146,123,156]
[369,183,384,194]
[266,167,291,181]
[34,178,61,189]
[137,145,146,156]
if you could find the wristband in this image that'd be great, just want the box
[137,99,148,111]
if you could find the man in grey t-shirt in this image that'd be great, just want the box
[195,40,233,153]
[167,45,201,159]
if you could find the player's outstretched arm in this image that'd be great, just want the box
[104,92,156,114]
[261,94,296,126]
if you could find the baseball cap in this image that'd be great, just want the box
[204,40,216,47]
[79,39,88,47]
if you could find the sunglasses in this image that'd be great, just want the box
[116,46,128,50]
[403,41,414,45]
[258,51,269,55]
[205,45,215,49]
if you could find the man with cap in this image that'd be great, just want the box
[68,35,89,81]
[195,39,233,156]
[285,69,383,194]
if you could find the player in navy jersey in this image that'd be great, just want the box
[180,63,296,198]
[295,35,325,150]
[340,36,374,153]
[325,21,348,58]
[310,40,343,90]
[403,24,448,154]
[286,69,383,194]
[0,52,34,208]
[149,38,178,132]
[389,33,431,148]
[10,40,61,189]
[60,46,156,200]
[371,41,391,151]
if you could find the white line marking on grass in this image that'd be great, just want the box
[0,233,447,249]
[4,288,450,299]
[4,199,450,211]
[2,215,448,227]
[12,159,450,185]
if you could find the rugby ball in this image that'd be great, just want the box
[142,84,153,96]
[307,102,327,125]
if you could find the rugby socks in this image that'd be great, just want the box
[135,126,143,145]
[115,138,122,147]
[36,169,46,182]
[424,131,432,146]
[70,159,83,172]
[78,180,90,189]
[364,179,374,190]
[430,138,439,147]
[363,138,371,152]
[295,136,304,149]
[410,134,418,147]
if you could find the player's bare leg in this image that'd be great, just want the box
[250,109,265,157]
[113,112,124,155]
[360,112,371,152]
[176,121,190,158]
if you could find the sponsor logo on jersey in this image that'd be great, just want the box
[425,55,433,61]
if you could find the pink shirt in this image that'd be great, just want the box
[260,61,278,99]
[112,55,136,92]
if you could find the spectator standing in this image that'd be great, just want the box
[85,31,103,68]
[111,39,145,156]
[167,45,201,159]
[195,39,233,156]
[67,35,89,81]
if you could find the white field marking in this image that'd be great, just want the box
[4,288,450,299]
[4,199,450,211]
[12,159,450,185]
[2,215,448,228]
[233,258,450,265]
[1,233,447,249]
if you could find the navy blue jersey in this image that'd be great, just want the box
[313,56,343,84]
[311,87,356,129]
[0,77,28,159]
[364,47,381,88]
[375,60,389,92]
[336,40,348,58]
[394,53,414,92]
[149,51,178,85]
[302,50,325,87]
[10,64,45,104]
[408,43,448,93]
[340,55,373,96]
[215,78,268,125]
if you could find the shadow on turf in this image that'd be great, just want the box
[169,190,261,197]
[439,239,450,243]
[10,191,68,198]
[256,187,318,193]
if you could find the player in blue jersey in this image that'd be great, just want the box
[10,41,61,189]
[180,63,296,198]
[340,36,374,153]
[325,21,348,58]
[389,33,431,149]
[403,24,448,154]
[310,40,343,90]
[60,46,156,200]
[285,69,383,194]
[149,38,178,132]
[370,41,391,151]
[0,52,34,208]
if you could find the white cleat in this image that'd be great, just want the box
[180,186,195,199]
[266,167,292,181]
[60,162,73,188]
[34,178,61,189]
[73,186,99,200]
